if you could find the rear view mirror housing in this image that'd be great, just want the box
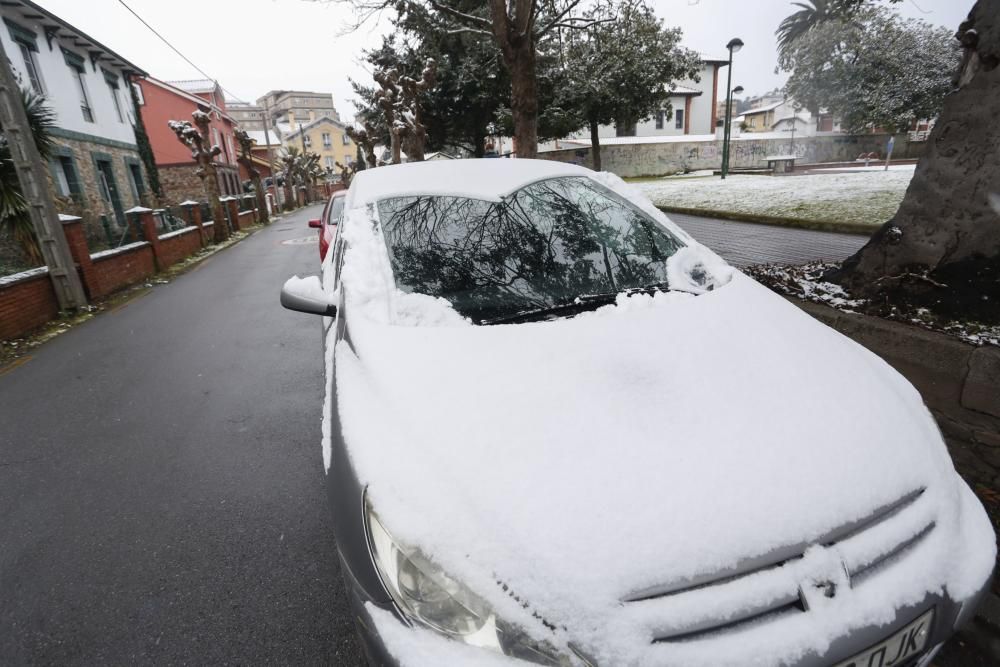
[308,219,323,229]
[280,275,337,317]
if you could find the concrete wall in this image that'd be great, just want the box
[540,133,926,178]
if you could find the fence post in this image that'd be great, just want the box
[223,197,240,231]
[127,206,162,270]
[58,215,95,299]
[180,200,205,246]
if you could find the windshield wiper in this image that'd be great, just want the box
[479,282,670,326]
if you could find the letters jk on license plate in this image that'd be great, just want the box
[832,609,933,667]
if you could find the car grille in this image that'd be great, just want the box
[624,488,934,644]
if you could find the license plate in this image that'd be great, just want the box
[832,609,933,667]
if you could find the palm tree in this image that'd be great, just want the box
[776,0,856,55]
[0,87,56,264]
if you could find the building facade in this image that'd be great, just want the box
[256,90,340,126]
[277,115,355,173]
[227,101,266,131]
[1,0,149,245]
[135,77,242,205]
[605,57,729,138]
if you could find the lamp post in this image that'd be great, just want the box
[721,37,744,179]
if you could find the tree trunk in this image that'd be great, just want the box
[834,0,1000,322]
[202,166,228,243]
[590,118,602,171]
[506,38,538,159]
[473,126,486,158]
[390,129,402,164]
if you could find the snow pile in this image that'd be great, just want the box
[666,246,735,294]
[283,274,326,301]
[328,161,994,665]
[636,167,915,227]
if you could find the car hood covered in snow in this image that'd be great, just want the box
[333,273,992,665]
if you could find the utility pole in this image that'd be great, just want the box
[261,98,278,205]
[0,39,86,310]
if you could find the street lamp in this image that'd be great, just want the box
[721,37,744,180]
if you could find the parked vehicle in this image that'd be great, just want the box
[280,159,994,667]
[308,190,346,261]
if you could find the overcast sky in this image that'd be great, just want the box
[36,0,972,119]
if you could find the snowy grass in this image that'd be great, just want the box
[635,166,915,227]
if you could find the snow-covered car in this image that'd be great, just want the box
[279,159,995,667]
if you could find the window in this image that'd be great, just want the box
[303,134,312,148]
[105,73,124,123]
[378,176,684,324]
[18,42,44,94]
[342,133,351,145]
[212,127,221,151]
[675,109,684,130]
[63,51,94,122]
[52,156,81,198]
[655,111,664,130]
[322,132,331,148]
[324,156,334,169]
[127,162,144,199]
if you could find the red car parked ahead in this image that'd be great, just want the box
[309,190,347,261]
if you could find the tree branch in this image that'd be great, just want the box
[535,0,586,38]
[427,0,492,29]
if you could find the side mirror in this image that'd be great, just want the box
[280,275,337,316]
[308,219,322,229]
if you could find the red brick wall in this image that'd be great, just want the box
[0,271,60,340]
[157,227,202,267]
[87,245,156,299]
[236,210,255,230]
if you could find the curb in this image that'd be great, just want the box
[656,205,876,236]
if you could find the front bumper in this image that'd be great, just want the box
[346,572,992,667]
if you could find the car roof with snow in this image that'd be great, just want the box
[347,158,592,206]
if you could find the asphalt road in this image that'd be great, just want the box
[0,204,364,665]
[666,211,869,267]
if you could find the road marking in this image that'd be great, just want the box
[281,236,318,246]
[0,355,32,377]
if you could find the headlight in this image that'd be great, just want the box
[365,498,579,665]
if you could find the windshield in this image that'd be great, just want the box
[377,176,685,323]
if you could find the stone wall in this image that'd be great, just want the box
[540,133,927,178]
[47,133,150,245]
[158,164,241,207]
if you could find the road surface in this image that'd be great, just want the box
[0,204,364,665]
[666,211,869,267]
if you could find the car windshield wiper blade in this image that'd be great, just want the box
[480,282,670,326]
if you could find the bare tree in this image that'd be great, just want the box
[346,123,379,168]
[169,108,228,242]
[373,67,404,164]
[234,128,269,224]
[399,58,438,161]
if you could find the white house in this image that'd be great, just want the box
[606,56,730,138]
[1,0,149,238]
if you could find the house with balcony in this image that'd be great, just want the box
[276,115,355,174]
[134,77,242,204]
[1,0,150,244]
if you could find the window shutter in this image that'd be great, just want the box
[4,19,37,50]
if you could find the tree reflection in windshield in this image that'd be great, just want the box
[378,176,684,323]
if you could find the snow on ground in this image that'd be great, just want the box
[636,166,915,227]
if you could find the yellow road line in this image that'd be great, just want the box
[0,355,32,377]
